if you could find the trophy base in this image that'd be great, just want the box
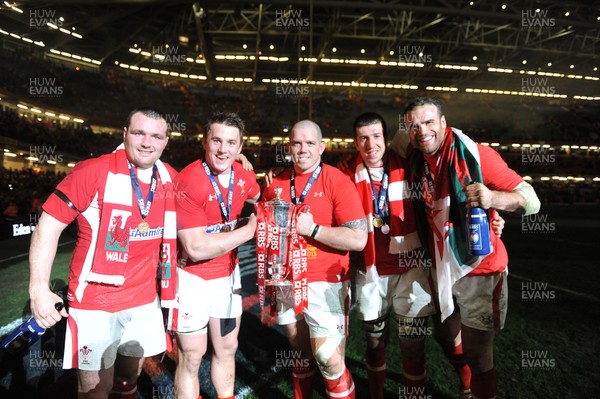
[265,280,293,287]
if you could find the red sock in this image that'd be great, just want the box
[108,381,136,399]
[402,357,426,388]
[444,342,471,390]
[323,366,355,399]
[292,358,318,399]
[217,396,234,399]
[366,346,386,399]
[471,368,497,399]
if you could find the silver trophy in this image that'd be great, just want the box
[264,187,295,286]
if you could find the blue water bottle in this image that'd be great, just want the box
[467,207,491,256]
[1,302,64,355]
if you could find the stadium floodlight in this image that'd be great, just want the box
[4,2,23,13]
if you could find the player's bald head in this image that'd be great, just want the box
[291,120,322,141]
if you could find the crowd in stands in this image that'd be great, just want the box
[531,179,599,205]
[1,47,599,218]
[1,106,599,218]
[0,108,120,158]
[2,46,600,142]
[501,148,600,176]
[3,103,598,173]
[0,167,65,222]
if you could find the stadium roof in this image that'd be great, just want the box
[1,0,599,98]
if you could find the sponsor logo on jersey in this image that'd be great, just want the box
[129,226,164,240]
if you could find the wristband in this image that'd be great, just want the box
[310,223,320,239]
[313,225,322,239]
[309,223,317,237]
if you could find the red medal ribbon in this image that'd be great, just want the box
[255,204,272,324]
[289,207,308,316]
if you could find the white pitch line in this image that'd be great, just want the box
[237,246,600,301]
[0,239,75,263]
[0,316,30,336]
[509,273,600,302]
[0,240,76,334]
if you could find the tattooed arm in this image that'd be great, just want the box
[296,212,368,252]
[317,218,368,251]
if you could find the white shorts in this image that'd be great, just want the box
[171,266,242,334]
[63,296,166,371]
[433,270,508,331]
[355,267,435,322]
[275,280,350,339]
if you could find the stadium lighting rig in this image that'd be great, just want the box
[46,21,83,39]
[1,1,22,13]
[2,20,598,100]
[115,61,207,80]
[49,48,100,65]
[0,26,44,47]
[128,46,206,64]
[12,102,84,124]
[465,88,568,99]
[488,67,599,82]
